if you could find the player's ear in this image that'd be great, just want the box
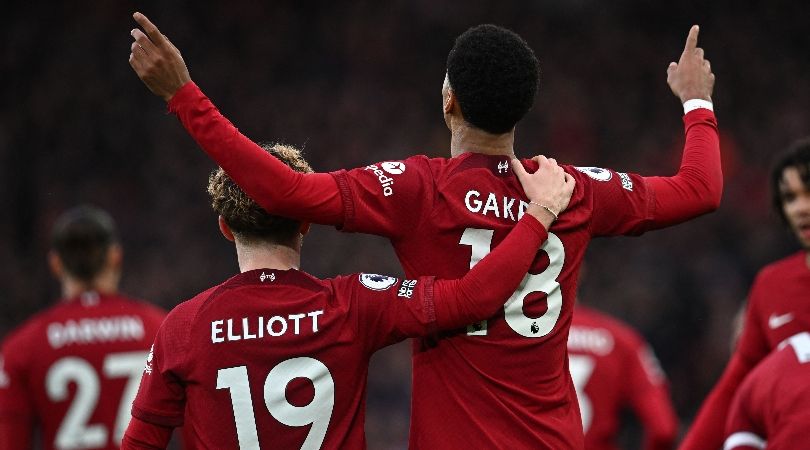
[48,250,64,279]
[299,222,310,236]
[442,73,456,115]
[218,216,235,242]
[443,89,456,114]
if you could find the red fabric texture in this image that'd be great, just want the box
[129,215,547,448]
[0,293,165,450]
[169,81,723,449]
[569,306,677,450]
[121,416,172,450]
[680,252,810,450]
[723,332,810,450]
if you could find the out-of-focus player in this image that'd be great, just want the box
[568,304,678,450]
[0,206,166,450]
[680,140,810,450]
[128,13,720,448]
[121,144,575,449]
[722,331,810,450]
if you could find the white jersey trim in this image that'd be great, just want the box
[723,431,766,450]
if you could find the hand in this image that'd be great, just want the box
[667,25,715,103]
[512,156,576,229]
[129,12,191,101]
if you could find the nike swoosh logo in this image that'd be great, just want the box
[768,313,794,329]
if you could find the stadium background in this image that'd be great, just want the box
[2,1,808,447]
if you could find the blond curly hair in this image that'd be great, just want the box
[207,143,312,244]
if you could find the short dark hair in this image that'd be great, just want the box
[51,205,118,282]
[446,24,540,134]
[208,143,312,245]
[771,138,810,223]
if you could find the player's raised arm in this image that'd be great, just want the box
[128,12,345,226]
[587,25,722,237]
[646,25,721,224]
[428,158,575,329]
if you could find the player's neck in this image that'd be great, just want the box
[61,271,119,300]
[235,240,301,273]
[449,122,516,158]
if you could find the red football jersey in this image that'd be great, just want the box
[682,252,810,450]
[723,332,810,450]
[568,305,677,450]
[737,252,810,364]
[167,82,721,449]
[131,269,499,449]
[332,154,692,449]
[0,292,165,450]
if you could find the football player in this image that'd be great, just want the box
[121,143,574,448]
[129,13,719,448]
[0,206,166,449]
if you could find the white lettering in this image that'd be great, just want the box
[210,310,325,343]
[212,320,225,343]
[267,316,287,337]
[46,316,146,349]
[309,310,324,333]
[567,326,614,356]
[289,314,306,335]
[463,190,527,222]
[242,317,257,340]
[365,165,396,197]
[483,193,500,217]
[465,190,482,213]
[518,200,528,220]
[227,319,241,341]
[503,197,516,221]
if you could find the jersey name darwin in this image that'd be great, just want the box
[211,310,324,343]
[47,315,146,349]
[465,190,529,222]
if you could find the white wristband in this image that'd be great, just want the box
[683,99,714,114]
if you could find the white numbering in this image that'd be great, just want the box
[217,357,335,450]
[460,228,565,337]
[45,351,148,450]
[568,354,596,433]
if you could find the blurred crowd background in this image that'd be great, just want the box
[2,0,808,448]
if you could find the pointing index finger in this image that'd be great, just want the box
[683,25,699,53]
[133,12,166,46]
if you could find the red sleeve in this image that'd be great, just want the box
[722,373,766,450]
[734,283,770,365]
[353,214,548,349]
[167,82,344,225]
[329,155,435,239]
[431,214,548,329]
[130,312,189,429]
[643,109,723,229]
[624,342,678,450]
[587,109,722,236]
[679,352,758,450]
[121,416,173,450]
[0,335,34,450]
